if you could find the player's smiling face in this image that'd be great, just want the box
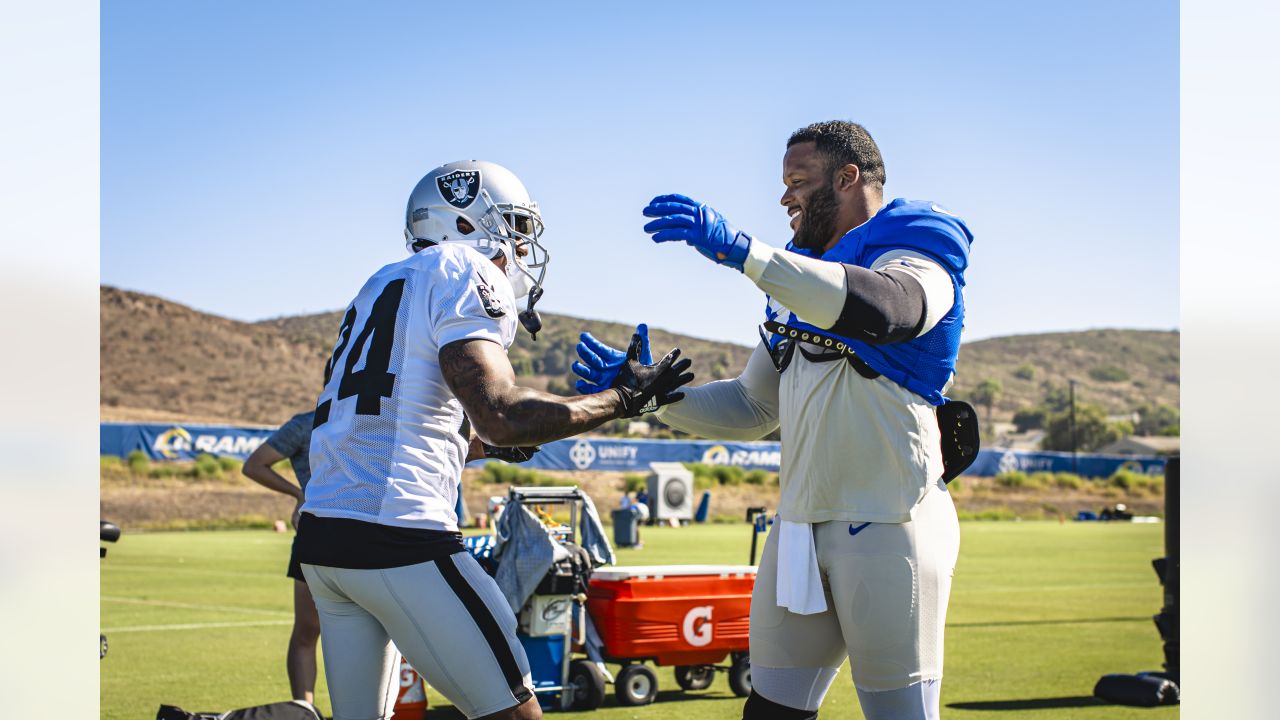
[781,141,840,251]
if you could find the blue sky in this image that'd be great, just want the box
[102,1,1178,346]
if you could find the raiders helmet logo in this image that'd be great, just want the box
[436,170,480,209]
[475,279,506,318]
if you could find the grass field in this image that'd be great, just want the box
[101,522,1178,719]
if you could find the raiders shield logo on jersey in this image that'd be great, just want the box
[436,170,480,209]
[475,280,506,318]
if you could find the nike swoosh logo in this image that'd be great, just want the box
[849,522,871,537]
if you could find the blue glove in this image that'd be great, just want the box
[642,193,753,271]
[572,323,651,394]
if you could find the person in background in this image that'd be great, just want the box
[242,409,319,706]
[634,486,651,526]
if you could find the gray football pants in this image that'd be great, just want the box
[749,481,960,716]
[301,552,534,720]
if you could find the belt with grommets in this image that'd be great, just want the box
[762,320,881,379]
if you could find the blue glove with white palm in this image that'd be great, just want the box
[642,194,754,271]
[572,323,651,394]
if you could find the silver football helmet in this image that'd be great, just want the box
[404,160,549,337]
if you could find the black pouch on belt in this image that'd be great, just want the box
[937,399,980,483]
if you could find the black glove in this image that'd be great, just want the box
[610,333,694,417]
[483,443,541,463]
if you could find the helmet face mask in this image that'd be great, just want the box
[404,161,550,336]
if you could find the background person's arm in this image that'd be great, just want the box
[242,443,304,526]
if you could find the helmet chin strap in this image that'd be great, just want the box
[518,285,544,340]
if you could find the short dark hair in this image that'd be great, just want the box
[787,121,886,189]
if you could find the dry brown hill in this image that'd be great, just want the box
[101,286,1177,426]
[100,286,754,425]
[951,328,1180,421]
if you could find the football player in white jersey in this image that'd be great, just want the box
[296,160,693,720]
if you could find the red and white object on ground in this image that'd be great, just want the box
[391,655,428,720]
[586,565,755,666]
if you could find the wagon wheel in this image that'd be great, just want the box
[568,659,606,710]
[674,664,714,691]
[728,655,752,697]
[616,664,659,706]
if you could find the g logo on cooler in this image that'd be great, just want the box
[682,605,713,647]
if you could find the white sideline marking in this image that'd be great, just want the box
[952,581,1153,594]
[103,619,293,633]
[102,595,291,617]
[106,564,279,579]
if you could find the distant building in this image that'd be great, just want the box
[1098,435,1180,456]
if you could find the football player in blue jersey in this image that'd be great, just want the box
[574,121,974,720]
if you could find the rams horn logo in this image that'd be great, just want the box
[701,445,730,464]
[436,170,480,209]
[153,427,193,459]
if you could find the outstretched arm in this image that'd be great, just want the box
[440,335,692,447]
[643,194,954,343]
[743,245,952,344]
[441,339,623,447]
[655,341,780,441]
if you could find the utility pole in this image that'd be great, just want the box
[1069,379,1078,473]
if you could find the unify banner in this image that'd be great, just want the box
[523,437,782,472]
[100,423,1166,478]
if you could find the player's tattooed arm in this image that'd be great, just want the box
[439,338,626,447]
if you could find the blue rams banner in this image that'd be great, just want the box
[101,423,275,461]
[101,423,1165,478]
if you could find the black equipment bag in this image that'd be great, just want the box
[157,700,322,720]
[937,400,980,483]
[1093,673,1180,707]
[536,542,594,595]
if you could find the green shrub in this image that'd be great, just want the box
[1027,472,1054,488]
[479,462,561,488]
[622,474,647,493]
[1108,468,1164,494]
[1012,407,1048,432]
[100,455,124,471]
[947,477,962,491]
[685,462,737,486]
[147,465,178,479]
[217,455,242,473]
[1088,365,1130,382]
[126,450,150,475]
[995,471,1030,488]
[743,469,771,485]
[1053,472,1084,490]
[194,453,222,479]
[1012,364,1036,380]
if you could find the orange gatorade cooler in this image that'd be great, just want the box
[586,565,755,666]
[391,655,428,720]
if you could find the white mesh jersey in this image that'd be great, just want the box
[303,243,517,532]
